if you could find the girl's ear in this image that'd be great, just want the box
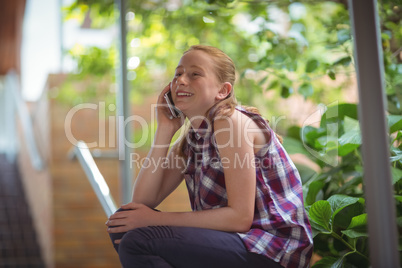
[216,82,232,100]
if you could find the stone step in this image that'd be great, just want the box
[0,154,45,268]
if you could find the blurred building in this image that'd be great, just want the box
[0,1,50,267]
[0,0,121,267]
[0,1,190,267]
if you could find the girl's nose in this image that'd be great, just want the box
[176,74,188,85]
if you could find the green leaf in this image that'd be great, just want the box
[331,257,345,268]
[333,200,365,229]
[306,180,325,205]
[258,75,269,86]
[341,213,368,238]
[396,131,402,141]
[310,219,329,235]
[298,83,314,99]
[337,175,363,194]
[327,194,360,218]
[381,32,391,41]
[391,166,402,184]
[312,256,342,268]
[306,59,319,73]
[286,125,302,141]
[395,195,402,202]
[315,136,328,149]
[342,229,367,239]
[387,115,402,133]
[337,28,350,44]
[309,200,332,232]
[338,123,361,145]
[280,85,293,98]
[338,143,359,156]
[302,126,327,149]
[333,56,351,67]
[306,207,328,236]
[267,80,279,90]
[343,116,360,135]
[240,70,247,79]
[398,216,402,229]
[320,103,358,129]
[327,69,336,80]
[274,54,287,64]
[390,147,402,162]
[282,137,309,156]
[296,163,317,184]
[338,116,361,156]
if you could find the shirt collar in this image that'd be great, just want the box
[189,118,213,141]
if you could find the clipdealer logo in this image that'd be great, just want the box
[64,101,339,166]
[301,101,339,167]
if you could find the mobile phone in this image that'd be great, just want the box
[164,90,181,118]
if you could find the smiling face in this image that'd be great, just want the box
[171,50,228,120]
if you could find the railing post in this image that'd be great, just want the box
[0,74,18,162]
[116,0,133,205]
[0,71,43,170]
[348,0,400,266]
[11,72,44,170]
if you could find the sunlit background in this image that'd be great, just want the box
[1,0,401,267]
[22,0,116,101]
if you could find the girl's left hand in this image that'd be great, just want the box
[105,203,157,244]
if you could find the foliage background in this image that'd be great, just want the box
[58,0,402,266]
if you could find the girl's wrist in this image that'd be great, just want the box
[152,127,176,146]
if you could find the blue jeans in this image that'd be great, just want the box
[109,212,282,268]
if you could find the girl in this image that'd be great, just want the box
[106,45,313,268]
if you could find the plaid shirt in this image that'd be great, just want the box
[182,107,313,268]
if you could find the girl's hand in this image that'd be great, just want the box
[156,83,184,133]
[105,203,157,244]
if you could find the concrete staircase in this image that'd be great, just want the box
[0,154,45,268]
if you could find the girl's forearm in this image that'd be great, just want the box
[132,127,176,207]
[153,207,253,233]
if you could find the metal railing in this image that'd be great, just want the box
[67,0,131,217]
[69,141,117,217]
[0,70,44,170]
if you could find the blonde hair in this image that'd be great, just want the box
[176,45,281,157]
[183,45,237,120]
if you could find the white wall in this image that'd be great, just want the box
[21,0,61,101]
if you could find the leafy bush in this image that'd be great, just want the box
[283,103,402,267]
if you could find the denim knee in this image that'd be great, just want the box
[120,226,174,255]
[118,228,175,268]
[118,228,150,256]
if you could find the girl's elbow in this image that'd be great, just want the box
[241,220,253,233]
[233,214,253,233]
